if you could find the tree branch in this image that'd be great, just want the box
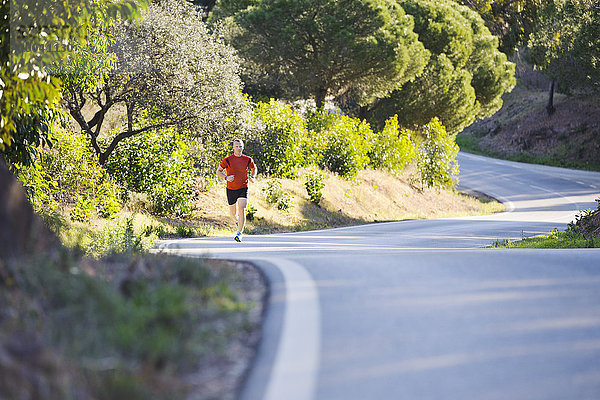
[98,118,193,165]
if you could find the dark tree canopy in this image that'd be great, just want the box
[365,0,515,134]
[227,0,429,108]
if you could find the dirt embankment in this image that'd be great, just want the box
[463,86,600,168]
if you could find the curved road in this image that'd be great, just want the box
[155,152,600,400]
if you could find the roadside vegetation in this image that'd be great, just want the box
[490,197,600,249]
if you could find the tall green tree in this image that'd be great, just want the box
[0,0,144,166]
[227,0,429,108]
[365,0,515,134]
[527,0,599,113]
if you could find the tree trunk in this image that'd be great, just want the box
[0,158,59,258]
[546,79,556,116]
[315,88,327,110]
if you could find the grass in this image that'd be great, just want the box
[489,228,600,248]
[1,247,265,399]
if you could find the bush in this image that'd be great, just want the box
[369,115,415,173]
[103,124,198,216]
[249,100,307,178]
[263,179,293,210]
[303,109,335,166]
[246,203,258,221]
[413,118,459,189]
[305,168,326,205]
[85,216,156,258]
[319,115,373,178]
[16,127,121,220]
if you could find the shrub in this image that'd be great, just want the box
[85,217,156,258]
[305,168,326,205]
[263,179,293,211]
[246,203,258,221]
[303,109,335,166]
[369,115,415,173]
[103,124,198,216]
[413,118,459,189]
[249,100,307,178]
[319,115,373,178]
[16,127,121,220]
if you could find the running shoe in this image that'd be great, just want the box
[234,232,242,242]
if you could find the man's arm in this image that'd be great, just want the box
[249,165,258,183]
[217,165,234,182]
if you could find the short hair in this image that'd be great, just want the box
[232,138,244,146]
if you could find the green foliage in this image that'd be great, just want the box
[413,118,459,189]
[16,127,121,220]
[319,115,373,178]
[527,0,600,93]
[103,124,197,216]
[85,217,154,257]
[367,0,515,135]
[226,0,428,107]
[302,109,336,166]
[0,0,146,165]
[305,169,326,205]
[263,179,293,210]
[491,227,600,248]
[369,115,416,173]
[249,100,307,178]
[246,203,258,221]
[456,0,546,55]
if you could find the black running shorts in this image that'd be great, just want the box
[226,187,248,206]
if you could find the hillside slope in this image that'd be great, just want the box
[458,87,600,170]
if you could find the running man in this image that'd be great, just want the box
[216,138,257,242]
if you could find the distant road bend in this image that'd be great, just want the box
[155,152,600,400]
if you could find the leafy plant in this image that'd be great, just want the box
[413,118,460,189]
[305,169,326,205]
[263,179,293,211]
[319,114,373,178]
[246,203,258,221]
[249,100,307,178]
[16,127,121,219]
[103,123,197,216]
[369,115,415,173]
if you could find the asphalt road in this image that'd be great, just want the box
[155,152,600,400]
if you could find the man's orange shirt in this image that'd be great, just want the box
[220,155,255,190]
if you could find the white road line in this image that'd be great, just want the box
[261,257,321,400]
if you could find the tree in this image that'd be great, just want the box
[59,0,250,165]
[365,0,515,134]
[0,0,144,166]
[456,0,550,55]
[527,0,600,113]
[226,0,429,108]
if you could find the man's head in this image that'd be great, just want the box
[232,138,244,156]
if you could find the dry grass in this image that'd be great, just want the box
[193,167,504,235]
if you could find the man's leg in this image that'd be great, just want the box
[236,197,248,233]
[229,203,238,225]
